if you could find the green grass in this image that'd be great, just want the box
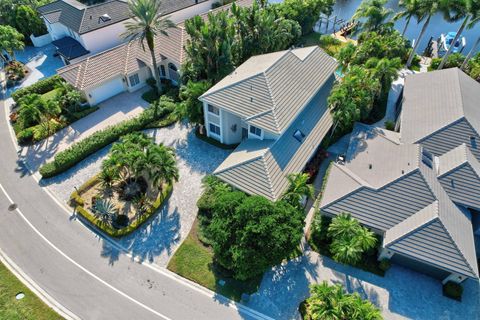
[40,88,61,103]
[167,220,262,301]
[0,262,63,320]
[296,33,352,57]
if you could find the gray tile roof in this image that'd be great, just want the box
[401,68,480,144]
[200,46,338,134]
[321,123,479,279]
[38,0,210,35]
[57,0,253,89]
[215,75,335,201]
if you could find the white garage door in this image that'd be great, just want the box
[89,77,125,104]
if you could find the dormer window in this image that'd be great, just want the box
[249,125,262,138]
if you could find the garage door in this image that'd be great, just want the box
[89,77,125,104]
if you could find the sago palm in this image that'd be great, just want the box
[330,237,363,265]
[122,0,175,98]
[327,212,360,240]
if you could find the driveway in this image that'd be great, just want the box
[43,122,231,267]
[246,249,480,320]
[18,88,149,172]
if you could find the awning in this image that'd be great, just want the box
[52,37,89,61]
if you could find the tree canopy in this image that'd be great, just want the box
[0,25,25,62]
[0,0,48,38]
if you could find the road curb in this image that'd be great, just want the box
[0,248,80,320]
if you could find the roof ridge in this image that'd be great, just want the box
[260,155,277,200]
[78,6,88,34]
[214,153,267,175]
[262,72,281,131]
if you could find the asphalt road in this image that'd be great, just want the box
[0,99,271,320]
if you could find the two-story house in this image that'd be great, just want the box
[199,46,338,201]
[37,0,215,64]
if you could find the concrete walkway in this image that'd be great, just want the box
[247,250,480,320]
[17,88,149,172]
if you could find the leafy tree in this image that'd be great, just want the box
[176,80,212,124]
[282,173,314,209]
[327,213,377,265]
[0,25,24,62]
[275,0,335,35]
[42,99,62,139]
[354,30,410,65]
[305,281,383,320]
[17,93,44,127]
[183,11,236,83]
[206,195,304,280]
[328,67,381,133]
[394,0,423,36]
[353,0,393,33]
[14,5,47,37]
[336,42,356,71]
[122,0,175,99]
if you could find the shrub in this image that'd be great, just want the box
[39,104,172,178]
[384,120,395,131]
[11,75,62,102]
[16,127,34,145]
[31,119,65,142]
[443,281,463,301]
[141,89,160,103]
[379,258,391,272]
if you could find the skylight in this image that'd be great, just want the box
[293,129,305,142]
[99,14,111,23]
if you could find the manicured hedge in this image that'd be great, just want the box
[72,178,173,237]
[11,75,62,102]
[39,105,172,178]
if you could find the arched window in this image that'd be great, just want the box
[168,63,179,83]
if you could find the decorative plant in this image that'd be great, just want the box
[93,199,117,225]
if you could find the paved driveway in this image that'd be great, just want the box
[43,123,231,267]
[18,88,149,172]
[246,250,480,320]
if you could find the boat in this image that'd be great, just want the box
[440,32,466,54]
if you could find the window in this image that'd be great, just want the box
[208,104,220,116]
[249,125,262,137]
[209,123,221,136]
[159,65,166,77]
[129,73,140,87]
[471,136,477,149]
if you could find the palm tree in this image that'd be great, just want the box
[327,213,359,240]
[93,199,117,226]
[354,226,377,251]
[331,237,364,265]
[461,6,480,69]
[282,173,314,209]
[145,144,179,191]
[42,100,61,135]
[394,0,422,36]
[406,0,447,67]
[353,0,393,33]
[438,0,480,70]
[371,57,402,92]
[122,0,175,99]
[17,94,44,127]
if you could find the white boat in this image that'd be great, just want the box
[440,32,466,54]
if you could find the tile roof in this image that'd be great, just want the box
[201,46,338,134]
[38,0,211,35]
[57,0,253,90]
[401,68,480,144]
[214,76,335,201]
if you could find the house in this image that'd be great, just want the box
[37,0,216,64]
[199,46,338,201]
[320,68,480,284]
[55,0,253,105]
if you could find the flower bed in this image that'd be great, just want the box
[70,175,173,238]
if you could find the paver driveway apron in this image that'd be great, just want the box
[17,88,149,172]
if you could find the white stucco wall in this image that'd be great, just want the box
[84,76,128,105]
[79,19,132,54]
[126,66,151,92]
[30,33,52,47]
[45,20,70,40]
[168,0,216,23]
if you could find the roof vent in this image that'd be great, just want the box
[471,136,477,149]
[250,97,253,103]
[369,164,372,169]
[401,170,404,174]
[293,129,305,143]
[90,15,92,20]
[99,14,111,23]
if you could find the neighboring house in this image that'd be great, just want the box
[199,46,338,201]
[37,0,215,64]
[320,68,480,285]
[55,0,253,105]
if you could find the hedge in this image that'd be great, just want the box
[11,75,62,102]
[39,105,172,178]
[72,177,173,237]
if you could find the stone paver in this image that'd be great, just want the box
[19,89,149,172]
[43,123,231,267]
[246,250,480,320]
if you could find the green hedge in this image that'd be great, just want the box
[73,179,173,238]
[11,75,62,102]
[39,106,171,178]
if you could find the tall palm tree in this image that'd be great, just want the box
[371,57,402,92]
[461,6,480,69]
[282,173,314,209]
[406,0,447,67]
[122,0,175,98]
[353,0,393,33]
[146,144,179,191]
[394,0,422,36]
[438,0,480,70]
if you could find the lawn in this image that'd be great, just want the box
[296,32,353,57]
[41,88,62,103]
[167,220,262,301]
[0,261,63,320]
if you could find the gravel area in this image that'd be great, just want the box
[246,250,480,320]
[43,122,230,267]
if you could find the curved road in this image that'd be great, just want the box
[0,100,271,320]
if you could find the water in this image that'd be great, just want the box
[270,0,480,55]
